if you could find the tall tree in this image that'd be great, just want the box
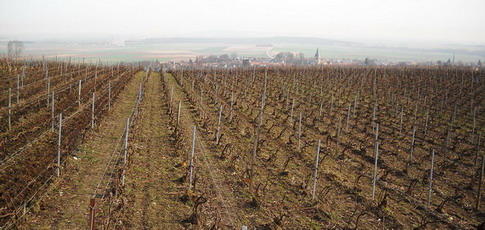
[7,40,24,58]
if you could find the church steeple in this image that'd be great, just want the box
[314,48,320,64]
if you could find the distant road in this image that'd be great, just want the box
[266,47,274,59]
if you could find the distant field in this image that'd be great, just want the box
[271,44,484,63]
[0,41,483,63]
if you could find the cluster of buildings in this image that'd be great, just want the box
[166,48,330,69]
[163,48,483,69]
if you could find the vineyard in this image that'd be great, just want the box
[0,58,484,229]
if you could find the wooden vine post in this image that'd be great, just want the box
[372,141,380,200]
[8,88,12,131]
[409,126,416,162]
[78,80,82,109]
[16,74,20,103]
[108,82,111,111]
[46,70,50,108]
[477,154,485,210]
[89,198,96,230]
[57,113,62,176]
[312,140,321,201]
[250,69,268,191]
[216,105,223,145]
[427,149,435,206]
[189,126,196,191]
[122,118,130,186]
[51,92,55,132]
[176,101,181,126]
[91,92,95,129]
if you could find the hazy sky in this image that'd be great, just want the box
[1,0,484,44]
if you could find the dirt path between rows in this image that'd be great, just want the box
[165,74,245,228]
[120,72,191,228]
[18,71,145,230]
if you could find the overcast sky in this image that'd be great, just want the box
[1,0,484,44]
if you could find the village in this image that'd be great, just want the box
[162,48,480,70]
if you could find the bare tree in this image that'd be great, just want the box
[8,40,24,58]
